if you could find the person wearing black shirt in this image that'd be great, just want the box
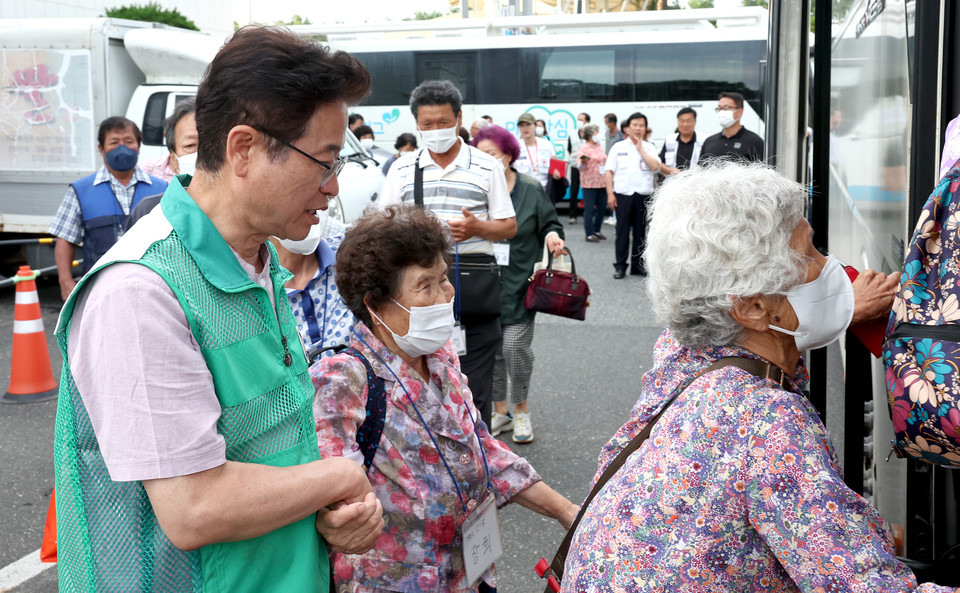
[698,91,764,164]
[660,107,702,175]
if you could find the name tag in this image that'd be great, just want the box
[451,323,467,356]
[493,243,510,266]
[462,496,502,587]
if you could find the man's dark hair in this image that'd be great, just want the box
[336,204,452,329]
[98,116,142,147]
[394,133,417,151]
[164,97,197,152]
[194,26,371,173]
[579,112,591,123]
[625,111,648,128]
[353,125,374,139]
[409,80,462,118]
[348,113,365,127]
[718,91,745,110]
[677,107,697,119]
[604,113,617,125]
[482,115,492,122]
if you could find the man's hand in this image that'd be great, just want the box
[607,193,617,209]
[851,269,900,325]
[60,278,77,302]
[316,491,385,555]
[447,208,485,242]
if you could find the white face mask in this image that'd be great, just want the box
[768,256,854,351]
[535,126,545,137]
[419,124,460,154]
[277,213,327,255]
[176,151,197,176]
[360,138,375,150]
[718,110,738,129]
[370,297,455,357]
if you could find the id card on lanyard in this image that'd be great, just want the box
[356,329,499,585]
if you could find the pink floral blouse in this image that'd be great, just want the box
[563,329,952,593]
[577,140,607,188]
[311,323,541,593]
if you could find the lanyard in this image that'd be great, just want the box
[355,330,493,510]
[524,142,539,173]
[453,244,462,322]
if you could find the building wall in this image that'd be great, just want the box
[0,0,233,36]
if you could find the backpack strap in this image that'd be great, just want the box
[341,347,387,473]
[413,161,424,208]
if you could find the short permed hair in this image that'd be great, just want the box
[582,123,600,142]
[409,80,462,119]
[644,162,808,349]
[164,97,196,152]
[394,132,417,151]
[352,125,374,139]
[98,116,141,147]
[336,204,453,329]
[471,125,520,165]
[194,26,370,173]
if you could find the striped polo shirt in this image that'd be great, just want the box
[380,139,515,255]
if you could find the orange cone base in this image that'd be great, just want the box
[0,387,58,404]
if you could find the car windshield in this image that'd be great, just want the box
[340,129,365,158]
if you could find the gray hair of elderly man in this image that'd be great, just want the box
[645,161,808,349]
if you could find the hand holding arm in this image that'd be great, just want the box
[316,491,385,554]
[850,269,899,325]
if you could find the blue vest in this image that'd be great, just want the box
[71,173,167,273]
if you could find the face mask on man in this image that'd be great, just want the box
[360,138,375,150]
[176,151,197,176]
[369,297,456,357]
[418,125,460,154]
[768,255,854,351]
[277,211,328,255]
[105,145,138,172]
[718,110,738,130]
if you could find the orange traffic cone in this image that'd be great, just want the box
[40,490,57,562]
[0,266,57,404]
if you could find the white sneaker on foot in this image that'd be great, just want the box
[490,412,513,436]
[512,412,534,444]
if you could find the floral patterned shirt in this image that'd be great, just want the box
[312,323,541,593]
[563,329,950,593]
[577,141,607,189]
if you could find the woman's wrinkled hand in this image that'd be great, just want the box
[850,269,899,325]
[546,233,565,258]
[316,491,385,555]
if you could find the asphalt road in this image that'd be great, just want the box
[0,219,846,592]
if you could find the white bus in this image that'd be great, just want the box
[294,11,769,163]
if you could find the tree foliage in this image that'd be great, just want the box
[282,15,312,25]
[741,0,769,6]
[104,2,199,30]
[688,0,714,8]
[403,10,445,21]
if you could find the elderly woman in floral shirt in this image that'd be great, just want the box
[311,204,578,593]
[563,162,955,592]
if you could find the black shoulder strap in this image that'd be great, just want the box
[413,161,424,208]
[342,347,388,472]
[540,356,786,591]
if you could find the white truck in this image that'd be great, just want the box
[0,18,383,274]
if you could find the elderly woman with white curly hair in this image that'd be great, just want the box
[562,162,953,592]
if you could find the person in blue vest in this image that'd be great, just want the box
[48,116,168,300]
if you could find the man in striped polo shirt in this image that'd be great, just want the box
[381,80,517,427]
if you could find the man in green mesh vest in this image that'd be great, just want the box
[53,26,384,592]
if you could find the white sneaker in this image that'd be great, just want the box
[603,216,616,227]
[490,412,513,436]
[512,412,534,444]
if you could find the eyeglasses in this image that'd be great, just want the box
[715,105,740,112]
[257,129,346,186]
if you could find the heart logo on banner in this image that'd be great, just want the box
[383,109,400,124]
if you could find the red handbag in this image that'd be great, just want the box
[524,247,590,320]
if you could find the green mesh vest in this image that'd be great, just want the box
[53,176,328,592]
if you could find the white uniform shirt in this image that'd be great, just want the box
[380,139,515,255]
[605,138,659,196]
[513,137,554,190]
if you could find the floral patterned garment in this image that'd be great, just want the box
[563,329,950,593]
[311,323,541,593]
[577,141,608,189]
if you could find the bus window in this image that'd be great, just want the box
[361,52,415,107]
[416,52,476,103]
[535,48,616,102]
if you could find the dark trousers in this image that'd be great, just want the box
[568,166,581,218]
[461,318,502,428]
[581,187,607,238]
[614,192,649,272]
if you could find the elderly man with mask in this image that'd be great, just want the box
[53,27,383,592]
[143,97,199,182]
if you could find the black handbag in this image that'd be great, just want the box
[534,357,788,592]
[414,165,501,326]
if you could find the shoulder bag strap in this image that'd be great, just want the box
[413,161,424,209]
[542,356,786,590]
[342,347,388,472]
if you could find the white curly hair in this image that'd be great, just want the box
[644,161,809,349]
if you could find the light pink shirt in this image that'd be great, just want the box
[68,245,275,482]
